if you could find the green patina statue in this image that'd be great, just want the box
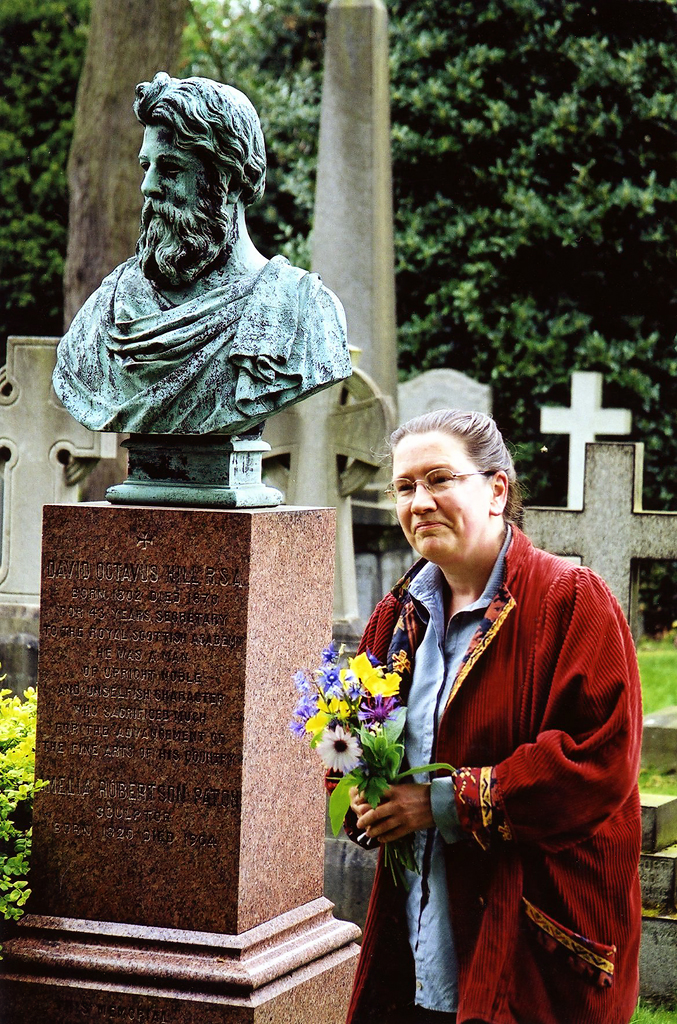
[54,73,350,438]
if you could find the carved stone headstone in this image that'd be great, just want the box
[0,336,116,691]
[540,371,632,509]
[524,442,677,637]
[398,368,492,423]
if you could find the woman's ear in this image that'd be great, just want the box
[489,471,509,517]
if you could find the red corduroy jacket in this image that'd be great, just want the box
[347,525,642,1024]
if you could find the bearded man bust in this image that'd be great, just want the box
[53,72,351,436]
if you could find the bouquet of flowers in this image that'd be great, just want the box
[290,642,453,887]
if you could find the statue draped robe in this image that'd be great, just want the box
[54,255,350,435]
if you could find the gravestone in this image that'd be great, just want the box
[523,442,677,637]
[540,371,631,509]
[2,503,360,1021]
[642,706,677,771]
[0,336,116,692]
[312,0,397,402]
[263,360,393,640]
[398,368,492,424]
[639,794,677,1002]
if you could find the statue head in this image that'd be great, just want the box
[133,73,267,287]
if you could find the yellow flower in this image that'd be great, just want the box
[305,709,332,734]
[304,696,350,735]
[348,654,401,699]
[364,671,400,699]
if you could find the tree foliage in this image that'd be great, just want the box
[185,0,677,499]
[0,0,90,359]
[184,0,677,626]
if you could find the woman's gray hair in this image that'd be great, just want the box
[388,409,523,524]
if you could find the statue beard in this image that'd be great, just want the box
[136,179,234,288]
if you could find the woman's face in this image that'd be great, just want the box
[391,430,508,574]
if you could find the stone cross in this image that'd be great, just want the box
[0,336,116,607]
[540,371,632,509]
[523,442,677,637]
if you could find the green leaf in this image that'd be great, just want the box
[395,762,456,781]
[328,772,359,837]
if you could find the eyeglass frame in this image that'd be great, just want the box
[385,467,497,504]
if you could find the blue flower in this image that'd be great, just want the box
[293,670,312,694]
[289,718,308,738]
[318,667,342,698]
[343,672,363,701]
[293,694,318,721]
[365,649,381,668]
[321,641,339,666]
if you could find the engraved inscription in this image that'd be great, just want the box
[39,541,248,867]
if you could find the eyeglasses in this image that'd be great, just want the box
[385,468,495,504]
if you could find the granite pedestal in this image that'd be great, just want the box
[1,503,360,1021]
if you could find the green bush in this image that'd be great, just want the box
[0,686,46,937]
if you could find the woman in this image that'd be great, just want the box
[345,410,642,1024]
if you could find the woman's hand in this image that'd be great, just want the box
[350,783,434,843]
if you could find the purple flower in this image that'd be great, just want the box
[358,694,400,726]
[365,649,381,668]
[289,718,308,738]
[321,641,339,665]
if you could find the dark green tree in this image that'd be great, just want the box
[184,0,677,627]
[0,0,90,359]
[187,1,677,499]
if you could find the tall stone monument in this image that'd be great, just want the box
[264,0,397,637]
[1,73,359,1022]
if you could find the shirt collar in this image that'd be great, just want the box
[409,526,512,619]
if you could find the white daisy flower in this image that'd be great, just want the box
[316,724,362,773]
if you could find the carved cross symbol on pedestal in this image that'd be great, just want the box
[540,372,632,509]
[0,336,117,604]
[523,442,677,637]
[136,534,154,550]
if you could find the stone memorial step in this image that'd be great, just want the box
[641,794,677,853]
[642,706,677,772]
[640,911,677,1002]
[640,844,677,911]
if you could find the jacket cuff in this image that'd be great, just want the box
[453,766,514,849]
[430,777,464,844]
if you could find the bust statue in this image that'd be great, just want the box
[53,73,350,437]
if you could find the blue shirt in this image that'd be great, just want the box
[404,530,511,1012]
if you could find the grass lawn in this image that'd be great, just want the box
[637,637,677,716]
[636,637,677,796]
[635,634,671,794]
[633,1003,677,1023]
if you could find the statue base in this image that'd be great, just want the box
[106,434,283,508]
